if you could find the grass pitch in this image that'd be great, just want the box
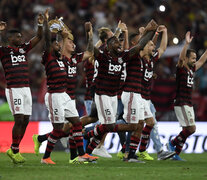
[0,152,207,180]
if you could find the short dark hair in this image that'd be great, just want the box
[106,36,116,46]
[186,49,196,58]
[129,33,139,46]
[7,29,21,38]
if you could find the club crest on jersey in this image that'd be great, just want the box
[118,57,123,64]
[72,58,77,64]
[19,48,26,54]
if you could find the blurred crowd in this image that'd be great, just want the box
[0,0,207,121]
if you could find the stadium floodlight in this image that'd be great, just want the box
[173,37,179,44]
[159,5,166,12]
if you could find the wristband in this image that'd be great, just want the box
[38,23,43,27]
[116,27,122,33]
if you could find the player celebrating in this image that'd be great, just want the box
[0,13,44,164]
[84,21,158,156]
[167,31,207,160]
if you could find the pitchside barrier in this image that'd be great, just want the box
[0,121,206,153]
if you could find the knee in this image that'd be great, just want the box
[14,114,24,126]
[145,118,155,127]
[187,126,196,135]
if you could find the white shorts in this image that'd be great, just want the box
[142,99,153,119]
[5,87,32,115]
[95,93,117,124]
[121,92,144,123]
[45,92,79,123]
[174,105,195,127]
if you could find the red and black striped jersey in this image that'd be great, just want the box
[0,42,32,88]
[83,59,94,100]
[123,54,143,94]
[94,48,129,96]
[63,53,83,99]
[141,51,159,100]
[42,50,67,93]
[174,65,195,106]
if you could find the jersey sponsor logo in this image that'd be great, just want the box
[68,66,76,77]
[108,63,122,74]
[144,69,153,81]
[11,55,26,65]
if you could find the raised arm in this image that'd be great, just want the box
[121,23,129,50]
[43,9,51,52]
[156,25,168,58]
[129,19,158,58]
[82,22,94,61]
[177,31,193,67]
[0,21,6,46]
[30,12,44,48]
[129,30,155,58]
[195,50,207,71]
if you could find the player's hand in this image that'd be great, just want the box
[120,23,127,32]
[185,31,193,44]
[138,27,145,35]
[157,25,167,33]
[38,13,44,25]
[44,8,49,21]
[0,21,7,31]
[85,22,93,37]
[85,22,92,32]
[145,19,158,31]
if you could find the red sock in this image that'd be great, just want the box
[128,135,140,159]
[72,122,84,156]
[69,128,77,160]
[139,125,153,152]
[86,137,100,154]
[43,129,63,159]
[11,135,20,154]
[172,129,192,155]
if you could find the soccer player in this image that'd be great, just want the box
[60,22,98,163]
[84,20,158,157]
[0,13,44,164]
[82,24,127,158]
[33,16,97,164]
[121,25,175,162]
[167,31,207,160]
[34,11,93,165]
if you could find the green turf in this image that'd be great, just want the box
[0,152,207,180]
